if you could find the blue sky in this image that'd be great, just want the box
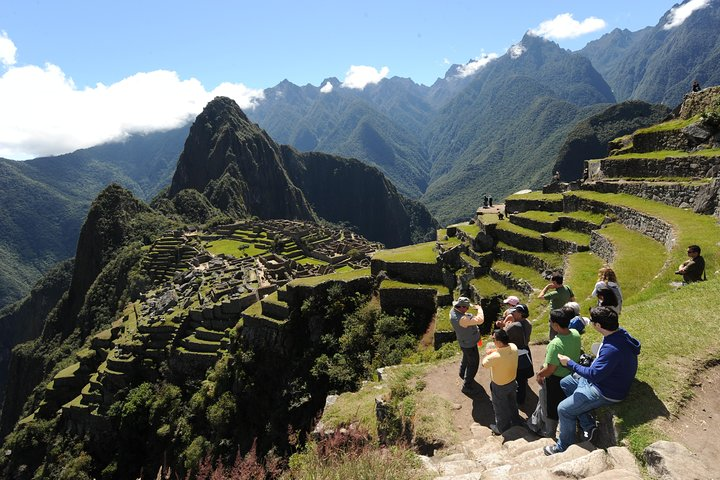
[0,0,710,159]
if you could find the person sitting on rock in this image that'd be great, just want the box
[564,301,589,334]
[675,245,705,283]
[544,306,641,456]
[693,80,701,92]
[534,308,582,438]
[450,296,485,395]
[482,329,523,434]
[591,266,623,314]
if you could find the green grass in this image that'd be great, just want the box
[288,267,372,287]
[543,229,591,245]
[435,305,453,332]
[567,191,719,302]
[475,213,500,225]
[633,115,699,134]
[607,177,713,184]
[495,241,564,269]
[495,221,543,239]
[470,276,524,301]
[491,260,548,290]
[372,242,438,263]
[204,238,267,257]
[379,279,447,292]
[603,148,720,160]
[453,223,481,236]
[559,210,607,225]
[512,211,561,223]
[296,257,328,266]
[505,192,563,201]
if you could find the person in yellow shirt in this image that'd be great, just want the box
[482,329,522,434]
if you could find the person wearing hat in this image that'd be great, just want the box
[503,304,533,404]
[450,296,485,394]
[538,272,575,339]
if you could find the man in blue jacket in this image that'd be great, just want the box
[544,306,641,455]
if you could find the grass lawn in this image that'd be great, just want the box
[602,148,720,160]
[491,260,548,289]
[559,210,607,225]
[372,242,438,263]
[204,238,267,257]
[495,241,564,269]
[288,267,372,287]
[505,192,563,202]
[512,210,561,223]
[633,115,699,134]
[543,229,591,246]
[495,221,543,239]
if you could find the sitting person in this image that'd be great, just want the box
[591,266,623,314]
[482,329,522,434]
[534,308,582,438]
[676,245,705,283]
[544,307,641,455]
[564,301,589,334]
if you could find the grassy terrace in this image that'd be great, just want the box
[505,191,563,202]
[495,241,563,269]
[633,114,699,134]
[372,241,438,263]
[601,148,720,160]
[542,228,591,245]
[494,220,543,239]
[288,267,372,287]
[204,238,267,257]
[559,210,607,225]
[452,223,481,237]
[379,279,447,292]
[511,210,560,223]
[491,260,547,289]
[602,177,713,184]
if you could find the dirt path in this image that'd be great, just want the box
[422,344,547,442]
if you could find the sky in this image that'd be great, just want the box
[0,0,712,160]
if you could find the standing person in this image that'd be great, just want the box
[591,266,623,314]
[544,306,641,455]
[675,245,705,283]
[450,296,485,395]
[496,295,521,328]
[538,272,575,339]
[596,287,620,314]
[534,308,582,438]
[482,329,522,434]
[503,304,533,404]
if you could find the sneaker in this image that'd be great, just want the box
[489,424,502,436]
[543,444,562,456]
[583,424,598,443]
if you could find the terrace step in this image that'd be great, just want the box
[586,153,720,181]
[580,178,718,212]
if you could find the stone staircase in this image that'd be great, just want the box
[420,425,641,479]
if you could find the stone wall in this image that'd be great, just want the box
[588,155,720,180]
[589,230,616,264]
[563,196,674,248]
[378,286,436,336]
[558,215,604,235]
[494,227,544,252]
[582,180,717,213]
[504,197,563,215]
[631,130,692,153]
[495,246,559,273]
[679,86,720,119]
[509,215,559,233]
[370,259,444,284]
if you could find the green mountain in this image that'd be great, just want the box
[0,128,186,310]
[552,100,670,180]
[579,0,720,105]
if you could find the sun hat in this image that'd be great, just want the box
[453,296,472,308]
[503,295,520,306]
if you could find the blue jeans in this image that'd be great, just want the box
[556,375,614,451]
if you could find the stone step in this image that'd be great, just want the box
[581,178,717,213]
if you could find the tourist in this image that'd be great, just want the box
[675,245,706,283]
[564,301,589,334]
[544,307,641,455]
[693,80,701,92]
[496,295,521,328]
[482,329,522,434]
[591,266,623,314]
[538,272,575,339]
[596,287,620,314]
[534,308,581,438]
[503,304,533,404]
[450,296,485,395]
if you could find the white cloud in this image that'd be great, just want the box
[0,39,264,160]
[0,31,17,67]
[340,65,389,90]
[320,81,333,93]
[664,0,711,29]
[509,43,527,59]
[456,53,499,78]
[530,13,607,40]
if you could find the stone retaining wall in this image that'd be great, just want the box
[495,247,558,273]
[504,197,563,214]
[542,235,588,254]
[558,216,604,235]
[680,86,720,119]
[370,259,444,284]
[494,227,544,252]
[563,196,675,248]
[489,268,535,295]
[631,130,692,153]
[589,230,615,264]
[581,180,715,212]
[587,155,720,180]
[509,215,559,233]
